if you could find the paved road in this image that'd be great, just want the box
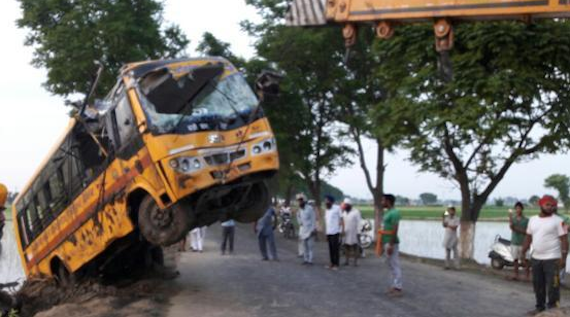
[167,224,538,317]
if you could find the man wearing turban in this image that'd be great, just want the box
[522,194,568,314]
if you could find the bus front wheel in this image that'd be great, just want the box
[138,196,190,246]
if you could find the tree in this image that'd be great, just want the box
[395,195,410,206]
[544,174,570,211]
[244,1,353,220]
[196,32,246,69]
[17,0,189,97]
[335,29,397,237]
[495,198,505,207]
[419,193,438,205]
[529,195,540,207]
[372,21,570,258]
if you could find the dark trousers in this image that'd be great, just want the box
[532,258,561,310]
[221,226,235,253]
[258,232,278,260]
[327,234,340,266]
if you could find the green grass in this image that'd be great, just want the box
[356,205,542,221]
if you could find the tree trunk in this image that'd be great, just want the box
[352,132,385,241]
[373,138,385,240]
[459,220,476,259]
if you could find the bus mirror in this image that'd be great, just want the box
[255,70,283,103]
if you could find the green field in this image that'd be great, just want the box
[357,205,542,221]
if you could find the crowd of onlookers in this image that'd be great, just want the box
[441,194,570,315]
[177,191,570,314]
[178,193,405,297]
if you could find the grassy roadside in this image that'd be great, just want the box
[357,205,543,221]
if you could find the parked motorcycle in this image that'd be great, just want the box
[341,219,374,258]
[278,208,296,239]
[358,219,373,249]
[488,235,514,270]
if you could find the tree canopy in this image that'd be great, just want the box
[544,174,570,210]
[17,0,189,97]
[419,192,438,205]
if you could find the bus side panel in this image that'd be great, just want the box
[35,197,135,276]
[31,148,167,277]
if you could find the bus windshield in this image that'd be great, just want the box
[139,73,259,134]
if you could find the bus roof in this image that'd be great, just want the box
[121,57,232,79]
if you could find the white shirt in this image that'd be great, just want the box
[325,204,342,235]
[298,205,316,240]
[443,216,460,248]
[527,215,567,260]
[342,209,362,245]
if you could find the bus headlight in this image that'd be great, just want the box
[251,138,276,156]
[169,157,204,174]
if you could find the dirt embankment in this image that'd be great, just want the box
[7,245,181,317]
[13,275,176,317]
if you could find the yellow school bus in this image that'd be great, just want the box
[12,57,279,281]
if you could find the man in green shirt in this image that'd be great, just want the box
[382,194,402,297]
[509,201,529,281]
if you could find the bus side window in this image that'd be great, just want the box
[49,168,66,216]
[25,204,37,240]
[115,93,136,143]
[62,143,85,198]
[107,91,140,160]
[18,213,30,248]
[33,194,47,232]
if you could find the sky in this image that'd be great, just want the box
[1,0,569,202]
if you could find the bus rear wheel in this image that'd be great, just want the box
[138,196,190,246]
[57,264,76,288]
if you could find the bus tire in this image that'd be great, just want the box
[233,182,270,223]
[138,195,189,247]
[57,264,76,288]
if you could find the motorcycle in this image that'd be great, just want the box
[488,235,514,270]
[278,208,296,239]
[341,219,374,258]
[358,219,373,249]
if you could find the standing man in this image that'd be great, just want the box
[297,193,316,265]
[509,201,529,280]
[220,218,236,255]
[324,195,342,270]
[256,204,279,261]
[381,194,403,297]
[442,205,460,270]
[341,198,362,267]
[522,195,568,314]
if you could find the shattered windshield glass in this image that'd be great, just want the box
[138,73,259,134]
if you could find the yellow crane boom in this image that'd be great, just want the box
[287,0,570,50]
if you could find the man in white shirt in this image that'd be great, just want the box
[342,198,362,267]
[324,195,342,270]
[442,205,460,270]
[297,193,316,265]
[522,195,569,314]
